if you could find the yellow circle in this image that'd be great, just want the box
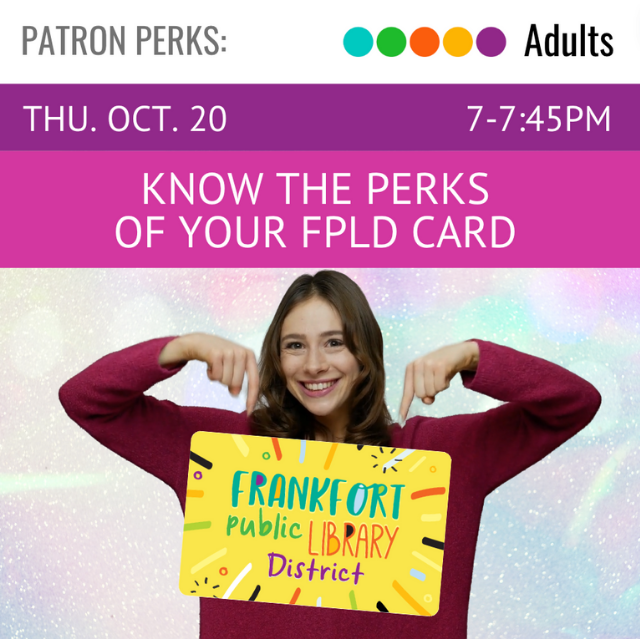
[430,465,437,473]
[424,594,433,603]
[443,27,473,57]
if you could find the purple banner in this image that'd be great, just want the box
[0,84,634,151]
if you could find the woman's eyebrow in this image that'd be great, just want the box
[320,330,343,337]
[280,330,343,342]
[281,333,305,342]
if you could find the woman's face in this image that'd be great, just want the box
[280,297,360,436]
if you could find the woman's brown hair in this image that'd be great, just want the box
[251,270,392,446]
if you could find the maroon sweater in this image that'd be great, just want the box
[59,338,600,639]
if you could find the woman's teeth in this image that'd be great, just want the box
[303,381,336,391]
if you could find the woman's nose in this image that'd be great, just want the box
[304,346,328,374]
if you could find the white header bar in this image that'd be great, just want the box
[1,0,639,83]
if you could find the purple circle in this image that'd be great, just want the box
[194,471,202,480]
[476,27,506,57]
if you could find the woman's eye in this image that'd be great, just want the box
[328,339,344,348]
[285,342,303,350]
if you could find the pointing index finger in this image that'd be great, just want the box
[399,364,415,424]
[246,351,259,415]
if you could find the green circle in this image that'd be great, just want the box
[262,451,271,460]
[377,27,407,57]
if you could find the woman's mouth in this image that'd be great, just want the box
[298,379,339,397]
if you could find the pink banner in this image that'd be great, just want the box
[2,151,637,267]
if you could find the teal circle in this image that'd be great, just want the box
[377,27,407,57]
[343,27,374,57]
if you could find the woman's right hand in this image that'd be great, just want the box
[159,333,259,414]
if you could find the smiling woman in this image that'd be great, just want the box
[58,269,601,639]
[279,299,361,439]
[252,271,391,445]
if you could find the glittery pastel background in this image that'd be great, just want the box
[1,268,638,639]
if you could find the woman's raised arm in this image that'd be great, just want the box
[59,336,256,495]
[400,340,602,495]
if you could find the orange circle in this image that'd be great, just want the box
[443,27,473,57]
[219,567,228,576]
[410,27,440,57]
[430,466,437,473]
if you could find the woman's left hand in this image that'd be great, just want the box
[399,341,480,423]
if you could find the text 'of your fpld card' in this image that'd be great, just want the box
[179,433,451,616]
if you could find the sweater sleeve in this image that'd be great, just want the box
[407,340,601,495]
[58,337,242,494]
